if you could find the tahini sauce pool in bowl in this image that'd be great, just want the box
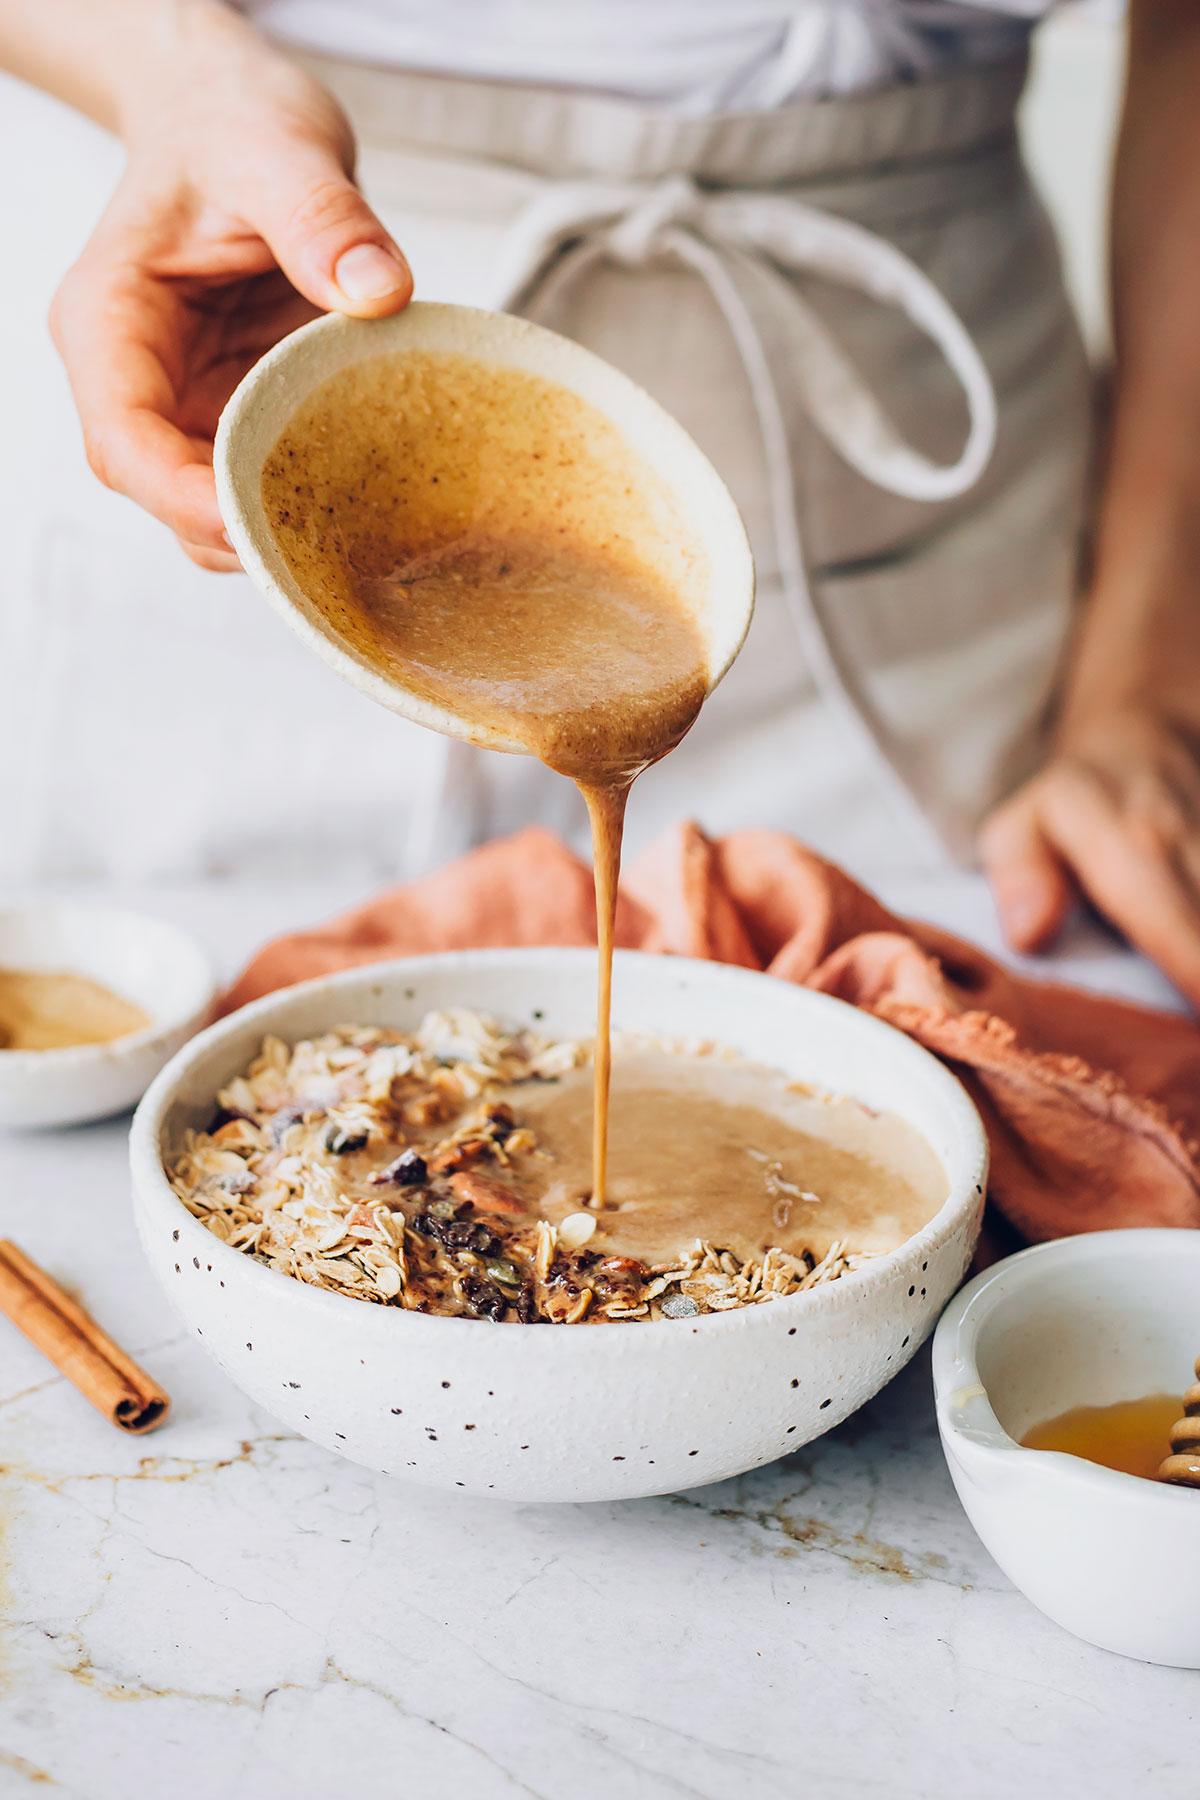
[166,1019,950,1325]
[131,949,988,1501]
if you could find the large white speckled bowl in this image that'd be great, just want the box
[130,949,987,1502]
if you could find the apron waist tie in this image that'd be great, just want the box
[483,172,998,861]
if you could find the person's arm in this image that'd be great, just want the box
[981,0,1200,1002]
[0,0,411,568]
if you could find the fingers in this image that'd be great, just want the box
[99,414,227,549]
[178,537,242,573]
[980,790,1076,952]
[1035,766,1200,1004]
[240,141,412,318]
[51,258,229,551]
[88,405,227,550]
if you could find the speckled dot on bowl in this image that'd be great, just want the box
[129,948,987,1502]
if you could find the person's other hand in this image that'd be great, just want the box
[49,7,411,570]
[981,706,1200,1003]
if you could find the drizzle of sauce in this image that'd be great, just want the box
[0,968,149,1052]
[496,1051,947,1265]
[262,350,711,1206]
[1021,1394,1185,1482]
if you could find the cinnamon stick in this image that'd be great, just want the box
[0,1239,169,1434]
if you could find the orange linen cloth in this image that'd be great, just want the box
[222,824,1200,1248]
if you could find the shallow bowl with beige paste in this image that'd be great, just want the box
[0,904,216,1129]
[131,948,987,1502]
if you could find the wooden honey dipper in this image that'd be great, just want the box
[1157,1357,1200,1487]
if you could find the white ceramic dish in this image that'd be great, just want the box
[213,301,755,749]
[131,947,987,1502]
[933,1229,1200,1668]
[0,904,216,1130]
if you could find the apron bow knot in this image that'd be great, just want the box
[492,172,996,506]
[488,170,1001,857]
[603,172,701,265]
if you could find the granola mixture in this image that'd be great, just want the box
[167,1010,870,1323]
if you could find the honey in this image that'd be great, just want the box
[1021,1394,1184,1482]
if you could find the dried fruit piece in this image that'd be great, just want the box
[209,1104,254,1133]
[484,1102,516,1142]
[269,1103,313,1144]
[324,1124,368,1155]
[371,1149,427,1187]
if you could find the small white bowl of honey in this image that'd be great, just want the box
[0,905,216,1129]
[933,1229,1200,1667]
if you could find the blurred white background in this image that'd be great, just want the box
[0,3,1126,882]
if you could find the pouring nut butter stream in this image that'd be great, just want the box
[261,347,713,1210]
[255,341,944,1273]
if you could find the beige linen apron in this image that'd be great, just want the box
[2,51,1089,887]
[303,47,1091,882]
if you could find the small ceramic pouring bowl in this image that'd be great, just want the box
[213,302,755,748]
[933,1229,1200,1667]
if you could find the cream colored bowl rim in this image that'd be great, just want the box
[131,947,988,1349]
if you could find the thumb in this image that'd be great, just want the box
[246,140,412,317]
[979,789,1075,953]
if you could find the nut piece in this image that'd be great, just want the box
[661,1293,700,1319]
[557,1211,597,1252]
[448,1170,523,1216]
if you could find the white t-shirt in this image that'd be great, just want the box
[241,0,1056,113]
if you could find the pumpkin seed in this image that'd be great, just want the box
[485,1258,521,1288]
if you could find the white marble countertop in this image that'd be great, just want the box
[0,875,1196,1798]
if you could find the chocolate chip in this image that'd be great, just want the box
[460,1273,507,1322]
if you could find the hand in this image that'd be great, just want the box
[48,6,411,570]
[981,707,1200,1003]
